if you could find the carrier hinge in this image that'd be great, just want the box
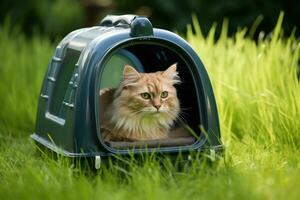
[95,155,101,169]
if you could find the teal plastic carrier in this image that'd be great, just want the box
[31,15,223,166]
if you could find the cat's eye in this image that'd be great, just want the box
[140,92,151,99]
[161,91,168,98]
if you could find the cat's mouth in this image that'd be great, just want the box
[153,110,166,115]
[144,110,162,115]
[141,108,165,115]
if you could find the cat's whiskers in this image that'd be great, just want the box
[177,111,188,122]
[165,109,186,123]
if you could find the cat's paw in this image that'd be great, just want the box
[99,88,112,96]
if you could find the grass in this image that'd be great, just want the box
[0,13,300,199]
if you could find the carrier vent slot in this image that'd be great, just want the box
[60,72,78,117]
[62,88,75,106]
[41,80,55,98]
[41,57,62,98]
[49,49,80,116]
[61,66,79,110]
[48,61,60,78]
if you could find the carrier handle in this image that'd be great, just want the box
[100,14,153,37]
[100,14,138,27]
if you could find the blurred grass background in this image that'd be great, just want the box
[0,1,300,200]
[1,0,299,39]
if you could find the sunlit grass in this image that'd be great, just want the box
[187,13,300,149]
[0,13,299,200]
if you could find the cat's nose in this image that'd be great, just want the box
[154,105,161,110]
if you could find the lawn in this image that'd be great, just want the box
[0,13,299,200]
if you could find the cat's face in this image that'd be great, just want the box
[114,64,180,125]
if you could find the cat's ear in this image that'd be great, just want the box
[123,65,140,87]
[163,63,181,84]
[123,65,140,78]
[123,65,139,77]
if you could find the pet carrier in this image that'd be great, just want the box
[31,15,223,168]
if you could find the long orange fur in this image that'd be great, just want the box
[100,63,180,141]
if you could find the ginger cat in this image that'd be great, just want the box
[100,63,181,141]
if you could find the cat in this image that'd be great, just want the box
[100,63,181,141]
